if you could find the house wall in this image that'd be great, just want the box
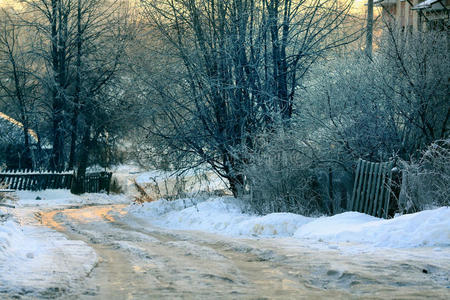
[379,0,449,31]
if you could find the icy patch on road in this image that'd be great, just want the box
[166,241,227,261]
[127,197,450,249]
[0,214,98,297]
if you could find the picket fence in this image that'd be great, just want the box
[0,170,112,193]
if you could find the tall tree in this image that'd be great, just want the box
[0,9,39,169]
[20,0,134,176]
[139,0,360,196]
[68,0,134,193]
[21,0,74,170]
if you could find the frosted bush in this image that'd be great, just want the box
[399,139,450,212]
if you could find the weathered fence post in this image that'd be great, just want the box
[351,159,396,218]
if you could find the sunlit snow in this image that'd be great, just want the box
[127,197,450,249]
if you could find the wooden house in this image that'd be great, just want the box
[375,0,449,31]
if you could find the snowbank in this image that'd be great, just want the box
[0,219,39,262]
[127,197,450,249]
[294,208,450,248]
[127,197,312,237]
[0,214,97,295]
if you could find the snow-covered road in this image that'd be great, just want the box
[2,203,446,299]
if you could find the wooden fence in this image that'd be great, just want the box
[349,159,394,218]
[0,170,112,193]
[76,172,112,194]
[0,170,73,191]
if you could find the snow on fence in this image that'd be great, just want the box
[350,159,395,218]
[0,170,112,193]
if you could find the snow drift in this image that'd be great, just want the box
[127,197,312,237]
[294,208,450,248]
[127,197,450,249]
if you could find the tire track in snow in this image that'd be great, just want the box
[37,204,450,299]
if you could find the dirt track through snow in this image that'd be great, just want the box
[12,204,443,299]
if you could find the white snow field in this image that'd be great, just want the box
[127,197,450,249]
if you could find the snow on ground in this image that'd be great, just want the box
[10,189,130,208]
[127,197,450,249]
[127,197,312,237]
[135,170,176,184]
[0,208,97,296]
[135,167,229,199]
[0,189,130,296]
[109,164,145,195]
[102,164,228,199]
[134,166,216,185]
[293,208,450,248]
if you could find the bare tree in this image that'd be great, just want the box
[65,0,135,193]
[366,0,373,58]
[378,24,450,154]
[15,0,135,178]
[138,0,360,196]
[19,0,76,170]
[300,24,449,164]
[0,9,40,169]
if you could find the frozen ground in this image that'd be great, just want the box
[38,204,450,298]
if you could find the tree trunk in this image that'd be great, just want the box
[50,0,64,171]
[228,173,245,198]
[69,0,82,170]
[366,0,374,59]
[21,124,33,169]
[68,114,78,170]
[71,126,91,194]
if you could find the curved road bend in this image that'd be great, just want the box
[34,205,450,299]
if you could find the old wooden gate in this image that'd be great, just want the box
[349,159,395,218]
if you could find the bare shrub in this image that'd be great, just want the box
[398,139,450,212]
[108,177,123,194]
[132,168,229,203]
[241,129,322,216]
[300,29,449,164]
[132,180,155,204]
